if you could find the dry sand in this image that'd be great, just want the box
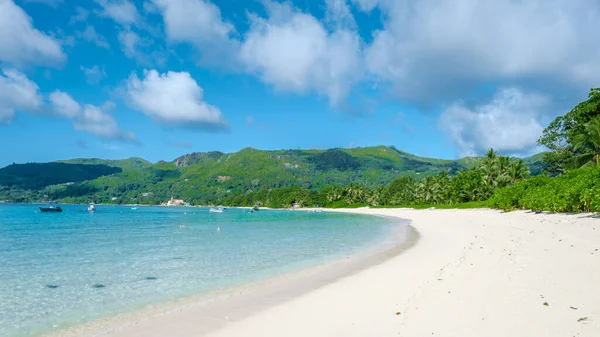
[58,209,600,337]
[206,209,600,337]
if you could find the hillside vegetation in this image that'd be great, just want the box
[0,146,544,205]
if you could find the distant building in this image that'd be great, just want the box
[166,197,185,206]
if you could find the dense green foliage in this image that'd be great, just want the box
[0,163,121,190]
[186,149,530,209]
[487,166,600,212]
[539,88,600,174]
[0,146,543,207]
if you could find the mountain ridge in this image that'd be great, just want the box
[0,146,547,204]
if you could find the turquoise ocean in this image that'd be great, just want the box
[0,203,401,336]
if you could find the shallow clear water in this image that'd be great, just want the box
[0,204,399,336]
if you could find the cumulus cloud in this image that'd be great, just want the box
[80,65,107,84]
[325,0,356,29]
[0,0,65,67]
[49,90,136,141]
[48,90,81,119]
[0,69,43,123]
[126,69,227,130]
[439,88,549,156]
[241,1,363,105]
[95,0,139,26]
[362,0,600,102]
[76,26,110,49]
[151,0,240,66]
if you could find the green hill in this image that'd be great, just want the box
[0,146,546,204]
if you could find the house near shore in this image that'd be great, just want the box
[166,197,185,206]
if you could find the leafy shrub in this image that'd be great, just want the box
[487,166,600,212]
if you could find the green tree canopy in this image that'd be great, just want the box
[538,88,600,173]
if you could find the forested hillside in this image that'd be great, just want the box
[0,146,544,205]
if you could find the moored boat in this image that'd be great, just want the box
[252,205,259,211]
[209,207,224,213]
[88,203,95,212]
[39,206,62,213]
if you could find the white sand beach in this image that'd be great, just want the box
[59,208,600,337]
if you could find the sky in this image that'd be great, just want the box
[0,0,598,167]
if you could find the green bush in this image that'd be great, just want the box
[487,166,600,212]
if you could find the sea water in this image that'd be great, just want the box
[0,203,400,336]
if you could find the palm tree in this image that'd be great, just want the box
[345,184,366,204]
[573,116,600,167]
[507,159,530,184]
[324,186,343,203]
[433,172,450,203]
[480,148,500,183]
[367,186,387,206]
[416,176,440,203]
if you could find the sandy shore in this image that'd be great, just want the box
[205,209,600,337]
[53,208,599,337]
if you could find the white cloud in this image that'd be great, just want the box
[151,0,240,66]
[49,90,136,141]
[80,65,107,84]
[349,0,380,12]
[74,105,136,141]
[48,90,80,119]
[325,0,356,29]
[0,0,65,67]
[69,7,89,25]
[95,0,139,27]
[439,88,549,156]
[362,0,600,102]
[77,26,110,49]
[0,69,43,123]
[126,69,227,130]
[241,2,363,105]
[118,29,140,58]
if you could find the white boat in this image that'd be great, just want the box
[131,204,139,210]
[88,203,95,212]
[209,207,224,213]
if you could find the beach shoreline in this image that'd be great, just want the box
[40,208,600,337]
[42,212,415,337]
[201,208,600,337]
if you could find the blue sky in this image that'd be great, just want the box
[0,0,598,167]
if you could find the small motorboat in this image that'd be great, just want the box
[209,207,224,213]
[40,206,62,213]
[88,203,95,212]
[252,205,259,211]
[131,204,139,210]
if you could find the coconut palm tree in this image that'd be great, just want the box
[345,184,366,204]
[416,176,440,203]
[480,148,500,183]
[572,116,600,167]
[324,186,343,203]
[367,186,387,206]
[507,159,530,184]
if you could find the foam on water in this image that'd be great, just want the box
[0,204,399,336]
